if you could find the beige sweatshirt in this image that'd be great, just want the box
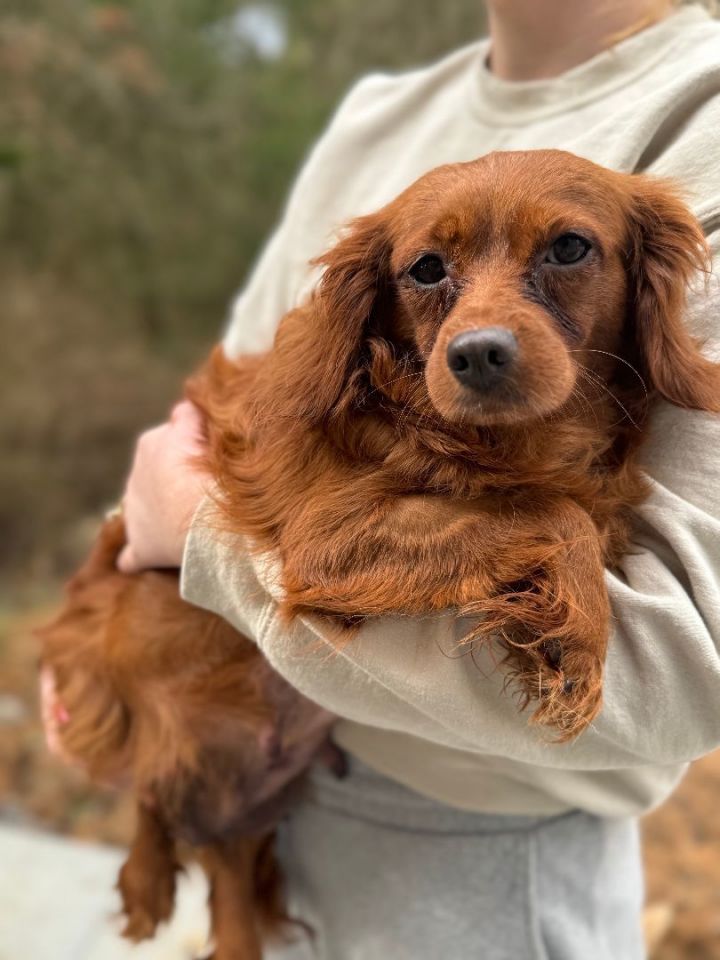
[181,4,720,818]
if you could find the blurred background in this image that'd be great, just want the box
[0,2,718,958]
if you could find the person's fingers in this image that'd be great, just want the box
[170,400,204,439]
[116,544,138,574]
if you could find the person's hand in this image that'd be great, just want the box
[117,400,210,573]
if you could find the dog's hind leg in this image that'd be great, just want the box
[203,837,264,960]
[118,801,179,942]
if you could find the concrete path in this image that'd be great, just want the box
[0,824,312,960]
[0,823,211,960]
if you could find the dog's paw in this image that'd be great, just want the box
[461,579,607,740]
[117,856,176,942]
[531,641,604,739]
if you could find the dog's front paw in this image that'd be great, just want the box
[461,570,608,739]
[531,636,605,739]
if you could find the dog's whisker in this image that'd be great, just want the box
[365,369,423,403]
[570,349,649,400]
[568,382,601,431]
[577,367,642,430]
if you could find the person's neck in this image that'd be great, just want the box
[486,0,675,80]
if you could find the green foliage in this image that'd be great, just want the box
[0,0,485,577]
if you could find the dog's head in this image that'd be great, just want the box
[287,150,718,430]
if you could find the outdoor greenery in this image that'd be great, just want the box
[0,0,486,582]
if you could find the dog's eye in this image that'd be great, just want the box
[408,254,447,285]
[546,234,591,265]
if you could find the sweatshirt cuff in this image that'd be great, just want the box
[179,494,275,642]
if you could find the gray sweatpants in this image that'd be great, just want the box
[267,758,646,960]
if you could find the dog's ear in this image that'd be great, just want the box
[273,211,392,420]
[626,177,720,412]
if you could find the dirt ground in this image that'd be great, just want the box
[643,754,720,959]
[2,599,719,958]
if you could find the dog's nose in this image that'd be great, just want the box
[446,328,518,392]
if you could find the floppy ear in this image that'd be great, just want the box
[274,211,391,420]
[626,177,720,412]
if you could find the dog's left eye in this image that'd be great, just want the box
[546,234,591,265]
[409,254,447,285]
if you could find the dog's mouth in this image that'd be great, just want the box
[456,387,532,424]
[427,377,540,427]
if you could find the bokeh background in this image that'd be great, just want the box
[1,3,719,958]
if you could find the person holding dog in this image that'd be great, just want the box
[63,2,720,956]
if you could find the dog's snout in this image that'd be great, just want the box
[446,328,518,392]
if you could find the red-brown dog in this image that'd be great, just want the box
[40,516,335,959]
[40,150,720,958]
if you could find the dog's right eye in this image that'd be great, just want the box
[408,254,447,285]
[546,233,591,265]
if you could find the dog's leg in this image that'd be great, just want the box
[462,499,610,738]
[118,800,179,942]
[203,837,264,960]
[280,484,608,738]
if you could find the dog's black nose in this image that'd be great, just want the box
[446,328,518,392]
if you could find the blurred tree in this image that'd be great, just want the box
[0,0,486,579]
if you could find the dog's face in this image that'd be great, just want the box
[388,154,638,426]
[302,150,718,429]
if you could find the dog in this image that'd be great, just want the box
[39,515,335,959]
[40,149,720,958]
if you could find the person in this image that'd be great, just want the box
[74,2,720,957]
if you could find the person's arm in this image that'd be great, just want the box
[118,61,720,770]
